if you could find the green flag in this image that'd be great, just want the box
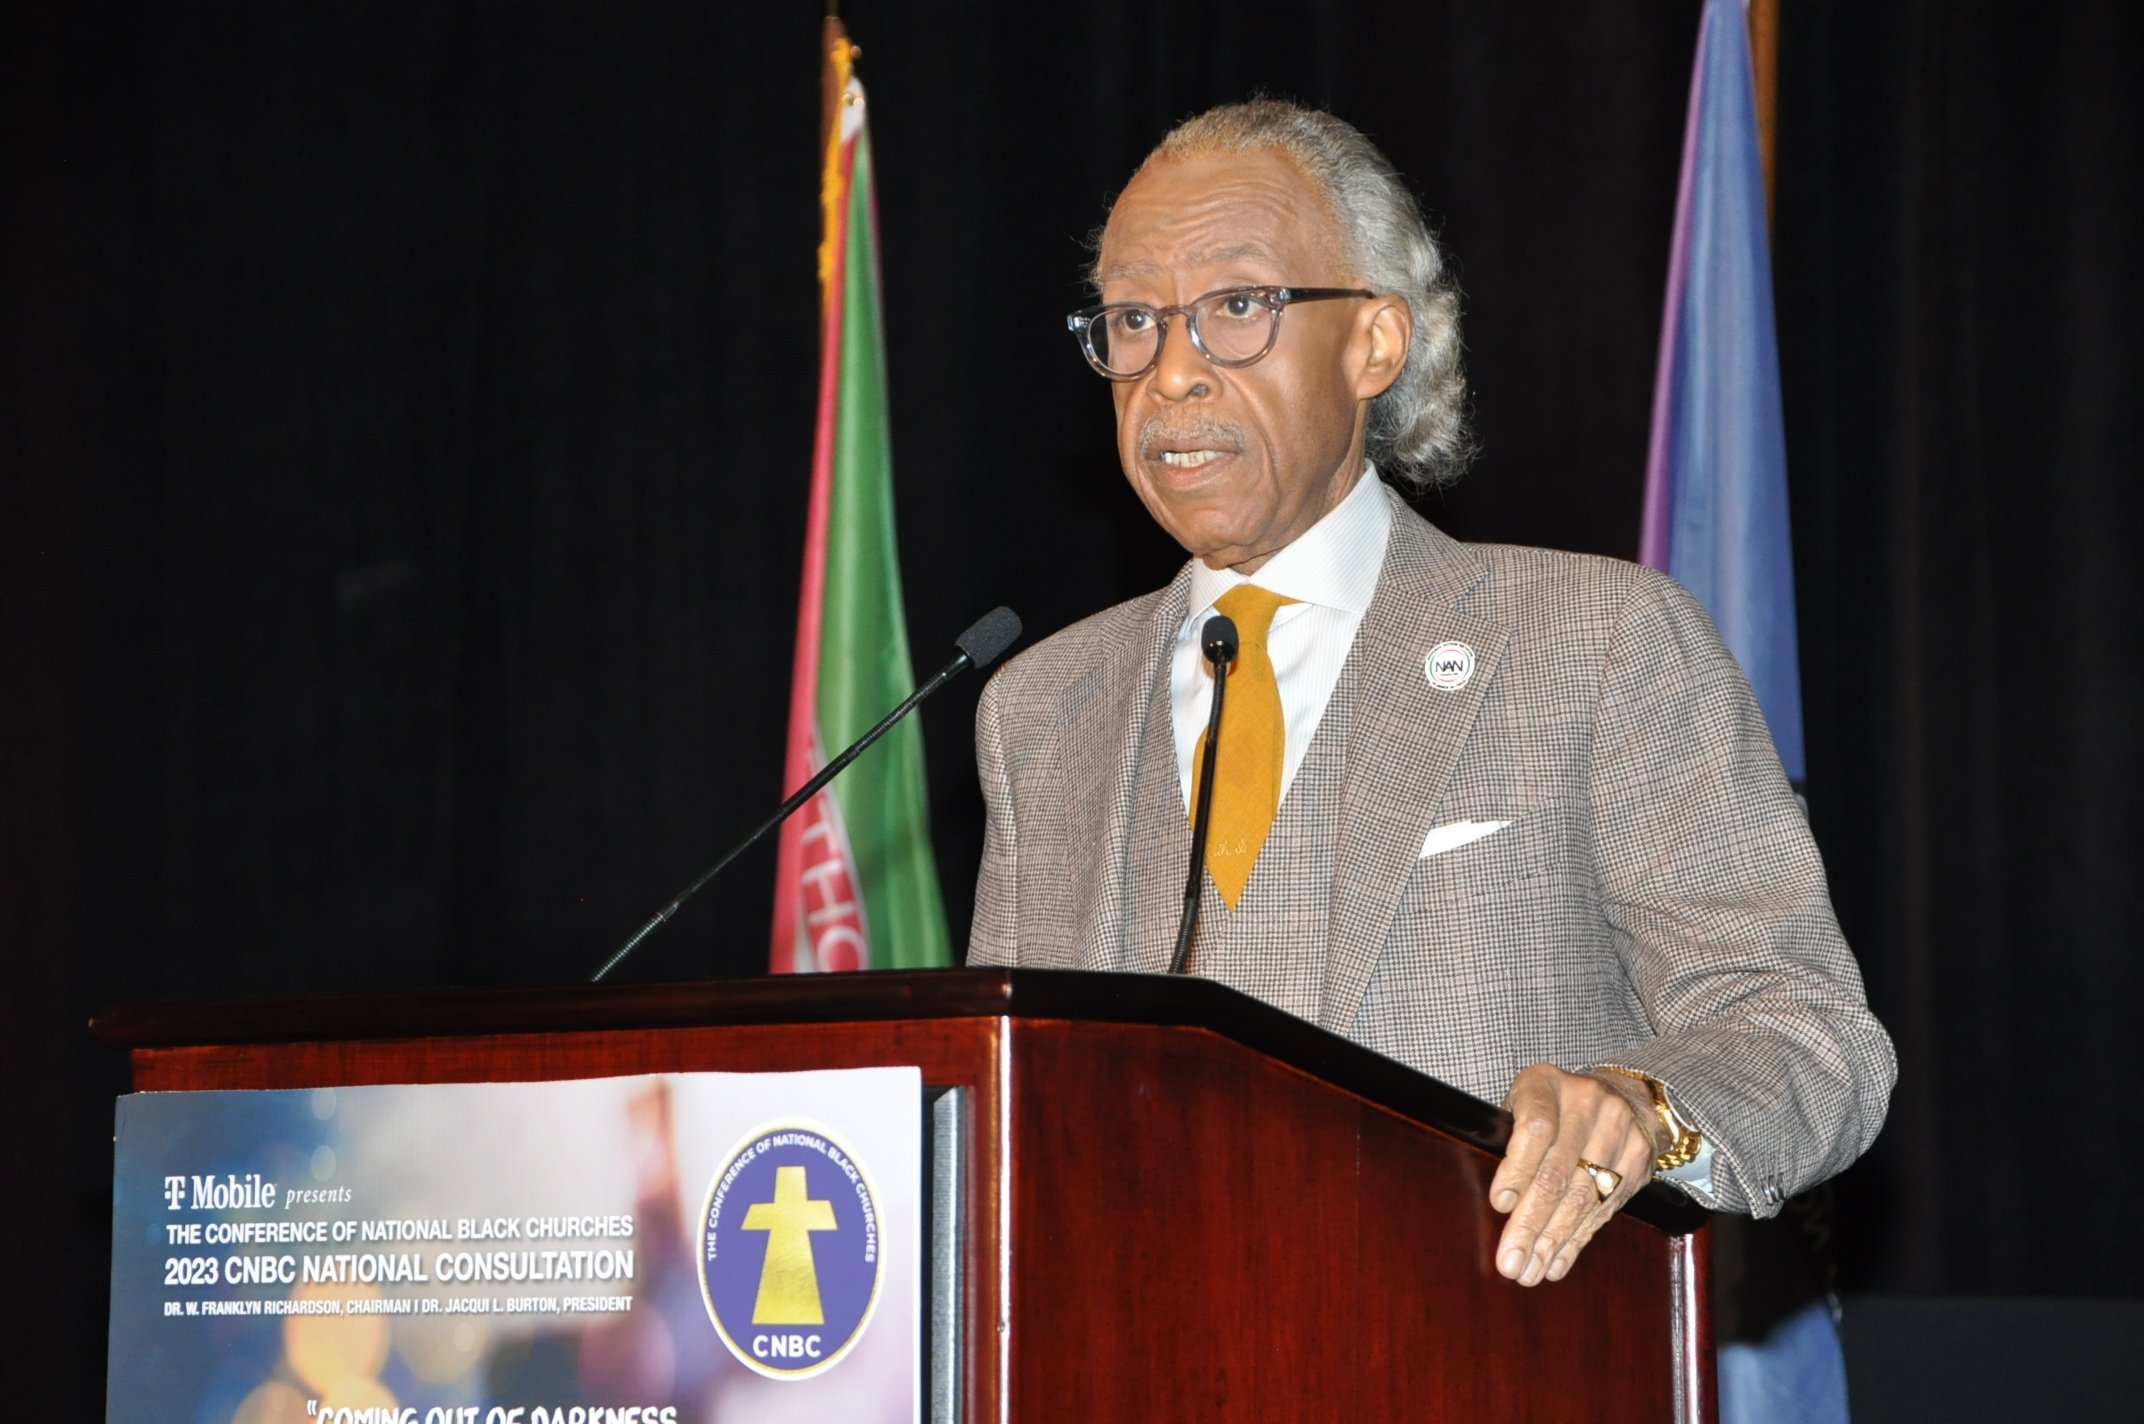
[768,22,950,972]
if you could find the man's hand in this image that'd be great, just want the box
[1489,1063,1667,1286]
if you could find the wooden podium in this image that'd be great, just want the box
[95,968,1713,1421]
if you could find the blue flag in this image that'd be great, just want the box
[1640,0,1804,783]
[1646,16,1847,1424]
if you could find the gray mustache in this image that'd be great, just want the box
[1138,415,1245,459]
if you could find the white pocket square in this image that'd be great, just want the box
[1418,819,1512,860]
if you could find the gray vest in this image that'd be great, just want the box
[1117,647,1361,1024]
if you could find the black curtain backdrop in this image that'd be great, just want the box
[1778,2,2143,1298]
[5,1,2138,1405]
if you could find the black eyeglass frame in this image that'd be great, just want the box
[1065,284,1377,380]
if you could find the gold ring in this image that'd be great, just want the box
[1577,1158,1622,1201]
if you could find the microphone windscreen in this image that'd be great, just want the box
[955,606,1023,670]
[1202,614,1239,663]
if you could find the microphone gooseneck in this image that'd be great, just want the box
[588,606,1023,983]
[1170,613,1239,976]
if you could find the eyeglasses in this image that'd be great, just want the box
[1066,285,1376,380]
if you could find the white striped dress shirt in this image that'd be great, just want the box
[1170,462,1391,809]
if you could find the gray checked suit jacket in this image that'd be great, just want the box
[967,486,1894,1217]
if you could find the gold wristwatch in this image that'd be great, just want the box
[1594,1065,1704,1172]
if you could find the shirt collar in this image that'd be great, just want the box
[1186,461,1392,619]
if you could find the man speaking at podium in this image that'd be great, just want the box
[965,101,1893,1289]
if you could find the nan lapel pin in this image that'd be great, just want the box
[1425,641,1475,691]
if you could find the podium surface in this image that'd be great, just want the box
[97,968,1713,1421]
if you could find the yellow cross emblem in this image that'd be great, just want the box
[742,1165,837,1324]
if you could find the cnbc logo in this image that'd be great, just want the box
[699,1121,885,1379]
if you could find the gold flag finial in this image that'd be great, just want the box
[817,18,859,301]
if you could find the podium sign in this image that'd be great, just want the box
[108,1069,923,1424]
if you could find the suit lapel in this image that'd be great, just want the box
[1318,496,1508,1034]
[1062,568,1190,973]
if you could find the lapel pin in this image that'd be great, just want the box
[1425,641,1475,691]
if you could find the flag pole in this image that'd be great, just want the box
[1746,0,1778,233]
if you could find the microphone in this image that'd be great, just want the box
[588,606,1023,983]
[1168,614,1238,976]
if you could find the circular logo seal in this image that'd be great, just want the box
[698,1120,884,1380]
[1425,641,1476,691]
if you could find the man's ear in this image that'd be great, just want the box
[1353,295,1413,401]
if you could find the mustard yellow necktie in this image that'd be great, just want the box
[1191,584,1296,909]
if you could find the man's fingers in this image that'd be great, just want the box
[1493,1062,1664,1285]
[1512,1163,1603,1285]
[1542,1120,1653,1282]
[1493,1107,1586,1278]
[1490,1068,1563,1215]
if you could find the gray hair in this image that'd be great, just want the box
[1108,100,1474,489]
